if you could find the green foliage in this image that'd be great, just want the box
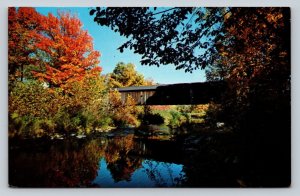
[150,107,182,128]
[169,111,184,128]
[93,116,113,129]
[9,77,110,138]
[147,105,209,129]
[8,61,156,138]
[108,62,154,88]
[9,113,56,138]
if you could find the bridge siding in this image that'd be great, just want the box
[121,91,155,105]
[117,81,226,105]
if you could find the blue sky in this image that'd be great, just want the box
[36,7,206,84]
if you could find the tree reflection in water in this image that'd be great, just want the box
[92,134,186,187]
[104,135,142,182]
[9,139,104,187]
[9,134,186,187]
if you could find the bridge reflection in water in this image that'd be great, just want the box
[116,81,227,105]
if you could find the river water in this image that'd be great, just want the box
[9,129,242,187]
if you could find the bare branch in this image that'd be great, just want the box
[150,8,178,16]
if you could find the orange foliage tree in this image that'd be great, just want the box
[32,11,101,90]
[204,8,290,128]
[8,7,43,82]
[9,8,101,90]
[8,8,106,137]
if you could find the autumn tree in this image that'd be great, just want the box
[32,11,101,90]
[9,8,102,90]
[211,8,290,89]
[8,8,106,137]
[8,7,44,83]
[214,8,291,185]
[201,8,290,145]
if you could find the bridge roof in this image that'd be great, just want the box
[116,85,162,92]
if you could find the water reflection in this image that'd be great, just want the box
[93,158,184,187]
[9,139,103,187]
[104,135,143,182]
[9,134,185,187]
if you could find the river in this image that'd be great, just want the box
[9,128,242,187]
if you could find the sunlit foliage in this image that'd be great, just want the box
[106,62,155,126]
[108,62,154,88]
[8,7,106,138]
[8,7,43,82]
[108,90,140,126]
[32,12,101,89]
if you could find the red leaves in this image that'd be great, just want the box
[9,7,101,90]
[34,11,101,89]
[8,7,44,80]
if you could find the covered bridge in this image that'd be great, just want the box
[116,81,226,105]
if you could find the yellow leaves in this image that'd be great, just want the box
[109,62,149,88]
[266,12,284,28]
[224,12,231,20]
[238,18,244,25]
[266,13,283,23]
[72,50,78,56]
[221,51,229,57]
[108,90,140,126]
[59,56,68,62]
[61,64,75,70]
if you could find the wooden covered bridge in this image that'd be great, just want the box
[116,81,226,105]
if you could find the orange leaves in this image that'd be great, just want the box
[266,12,283,26]
[213,9,290,107]
[8,7,45,81]
[149,105,171,111]
[28,9,101,89]
[8,7,101,89]
[108,90,140,126]
[223,12,231,21]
